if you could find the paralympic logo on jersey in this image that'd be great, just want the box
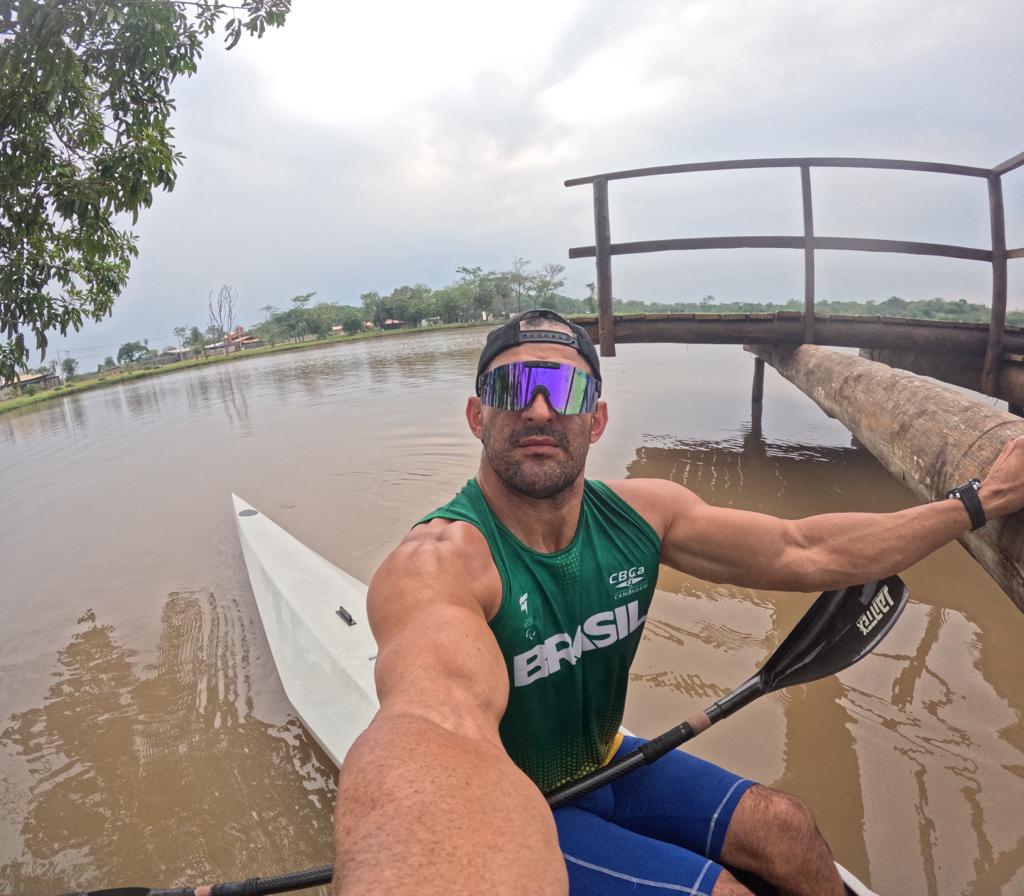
[512,600,647,687]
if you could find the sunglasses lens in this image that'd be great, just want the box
[479,362,598,414]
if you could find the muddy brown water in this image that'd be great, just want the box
[1,331,1022,895]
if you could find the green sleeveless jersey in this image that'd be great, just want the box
[419,479,661,792]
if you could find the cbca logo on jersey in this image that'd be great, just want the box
[608,565,647,599]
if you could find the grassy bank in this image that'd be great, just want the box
[0,320,495,416]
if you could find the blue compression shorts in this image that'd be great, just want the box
[553,736,756,896]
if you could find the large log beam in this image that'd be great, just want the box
[751,344,1024,612]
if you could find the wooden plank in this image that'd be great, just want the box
[568,314,1024,356]
[564,156,992,187]
[1008,247,1024,260]
[568,236,992,262]
[992,150,1024,176]
[812,237,991,260]
[982,175,1008,395]
[753,344,1024,613]
[863,347,1024,405]
[593,179,615,357]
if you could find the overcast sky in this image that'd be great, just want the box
[46,0,1024,368]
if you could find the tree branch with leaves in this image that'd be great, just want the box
[0,0,290,383]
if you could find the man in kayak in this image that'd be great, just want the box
[333,309,1024,895]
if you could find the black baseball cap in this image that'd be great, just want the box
[476,309,602,394]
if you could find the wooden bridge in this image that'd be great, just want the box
[564,153,1024,611]
[569,310,1024,408]
[566,151,1024,394]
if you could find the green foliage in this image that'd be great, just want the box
[591,294,1016,325]
[340,308,363,336]
[251,298,369,343]
[60,355,78,380]
[116,340,146,364]
[176,325,206,358]
[173,325,189,351]
[0,0,290,384]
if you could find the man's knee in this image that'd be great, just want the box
[723,784,826,876]
[760,786,820,841]
[711,868,756,895]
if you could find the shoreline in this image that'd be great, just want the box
[0,320,497,417]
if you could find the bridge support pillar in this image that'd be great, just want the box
[751,356,765,404]
[752,343,1024,613]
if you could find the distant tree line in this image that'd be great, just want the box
[250,260,581,345]
[606,294,1024,325]
[24,284,1022,397]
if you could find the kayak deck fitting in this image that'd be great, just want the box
[232,495,878,895]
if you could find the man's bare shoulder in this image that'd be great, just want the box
[389,517,495,579]
[602,477,701,536]
[373,518,502,620]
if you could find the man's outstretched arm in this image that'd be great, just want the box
[332,520,567,896]
[614,435,1024,592]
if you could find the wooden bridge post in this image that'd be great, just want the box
[593,178,616,357]
[982,174,1008,395]
[800,164,816,344]
[751,356,765,403]
[749,356,765,446]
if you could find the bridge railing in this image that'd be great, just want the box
[566,152,1024,394]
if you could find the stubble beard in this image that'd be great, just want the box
[481,421,589,500]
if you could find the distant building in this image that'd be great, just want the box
[226,326,261,350]
[154,348,190,364]
[0,371,60,395]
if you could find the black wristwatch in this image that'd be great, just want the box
[946,478,986,531]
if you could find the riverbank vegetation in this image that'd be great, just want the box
[4,257,1018,416]
[0,320,490,415]
[252,265,1024,346]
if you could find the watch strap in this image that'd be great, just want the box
[946,478,985,531]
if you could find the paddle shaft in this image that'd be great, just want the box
[545,675,764,808]
[144,866,333,896]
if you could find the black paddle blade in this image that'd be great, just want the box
[760,575,908,691]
